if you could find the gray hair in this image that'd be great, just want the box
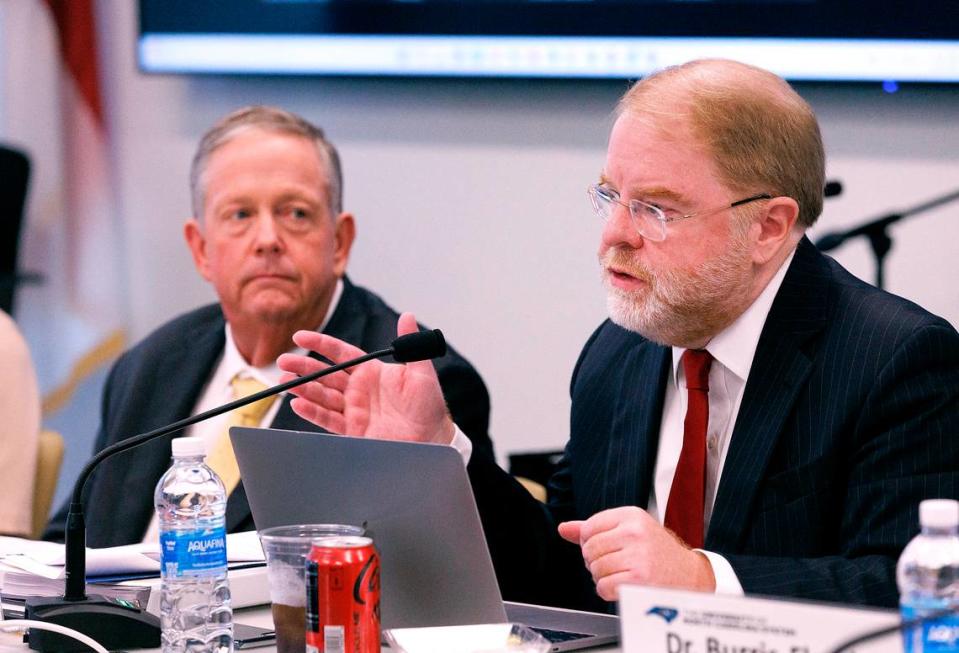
[190,106,343,218]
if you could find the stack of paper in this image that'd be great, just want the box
[0,532,269,616]
[1,572,153,611]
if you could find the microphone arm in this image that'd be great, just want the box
[815,186,959,289]
[26,329,445,652]
[61,346,390,600]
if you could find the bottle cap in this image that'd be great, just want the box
[920,499,959,529]
[171,436,206,458]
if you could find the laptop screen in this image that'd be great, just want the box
[231,427,507,629]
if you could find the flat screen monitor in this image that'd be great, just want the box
[138,1,959,83]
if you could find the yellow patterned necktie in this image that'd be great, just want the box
[205,375,277,494]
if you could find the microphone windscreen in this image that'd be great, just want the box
[824,180,843,198]
[391,329,447,363]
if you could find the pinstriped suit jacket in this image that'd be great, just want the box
[468,236,959,611]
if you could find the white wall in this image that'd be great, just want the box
[9,0,959,463]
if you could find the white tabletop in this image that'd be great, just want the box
[1,606,622,653]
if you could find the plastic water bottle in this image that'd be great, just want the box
[155,436,233,653]
[897,499,959,653]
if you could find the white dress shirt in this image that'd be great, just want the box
[450,250,796,596]
[142,280,343,543]
[647,250,795,594]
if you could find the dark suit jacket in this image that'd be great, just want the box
[468,237,959,611]
[45,278,493,546]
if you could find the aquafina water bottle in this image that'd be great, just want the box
[897,499,959,653]
[155,436,233,653]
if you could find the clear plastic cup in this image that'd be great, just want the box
[259,523,365,653]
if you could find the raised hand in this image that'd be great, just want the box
[277,312,455,444]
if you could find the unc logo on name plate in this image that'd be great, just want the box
[647,607,680,624]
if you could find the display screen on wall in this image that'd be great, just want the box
[138,0,959,83]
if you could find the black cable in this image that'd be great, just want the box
[828,606,957,653]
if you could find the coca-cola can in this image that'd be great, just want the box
[305,536,380,653]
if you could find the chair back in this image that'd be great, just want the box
[32,429,64,539]
[0,145,31,313]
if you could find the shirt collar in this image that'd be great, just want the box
[672,249,795,386]
[222,277,344,387]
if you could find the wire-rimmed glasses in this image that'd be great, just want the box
[587,183,771,242]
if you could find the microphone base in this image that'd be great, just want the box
[24,594,161,652]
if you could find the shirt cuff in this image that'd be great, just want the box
[697,550,745,596]
[450,426,473,465]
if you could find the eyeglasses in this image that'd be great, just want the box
[587,183,771,242]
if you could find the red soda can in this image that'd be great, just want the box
[305,536,380,653]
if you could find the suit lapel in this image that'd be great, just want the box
[320,277,371,353]
[112,312,228,541]
[632,345,671,509]
[599,339,670,511]
[706,238,829,550]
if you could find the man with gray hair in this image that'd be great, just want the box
[278,60,959,610]
[45,106,494,545]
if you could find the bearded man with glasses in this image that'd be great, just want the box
[278,59,959,611]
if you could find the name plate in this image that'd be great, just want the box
[620,585,900,653]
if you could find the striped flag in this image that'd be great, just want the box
[0,0,127,412]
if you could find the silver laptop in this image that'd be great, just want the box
[231,427,619,652]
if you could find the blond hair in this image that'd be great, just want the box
[190,106,343,218]
[618,59,825,227]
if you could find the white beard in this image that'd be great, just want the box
[601,228,754,347]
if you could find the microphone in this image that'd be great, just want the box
[392,329,446,363]
[24,329,447,652]
[813,185,959,288]
[815,213,901,253]
[824,180,843,198]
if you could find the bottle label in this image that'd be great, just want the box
[902,605,959,653]
[160,525,228,577]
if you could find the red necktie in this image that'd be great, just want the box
[664,349,712,549]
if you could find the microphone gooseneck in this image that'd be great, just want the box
[28,328,446,652]
[60,345,391,601]
[814,185,959,289]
